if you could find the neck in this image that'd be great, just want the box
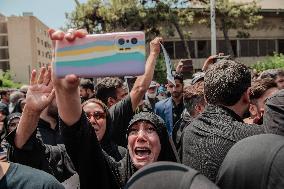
[0,162,10,180]
[172,95,182,105]
[224,102,246,119]
[40,109,57,130]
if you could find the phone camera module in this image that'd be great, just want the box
[118,38,125,45]
[126,39,129,43]
[131,38,138,44]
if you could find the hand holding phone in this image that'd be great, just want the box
[54,31,146,78]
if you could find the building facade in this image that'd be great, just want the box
[0,13,52,84]
[163,0,284,72]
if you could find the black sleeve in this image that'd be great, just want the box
[109,95,134,147]
[61,112,119,189]
[6,130,76,182]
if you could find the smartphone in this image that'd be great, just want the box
[54,31,146,78]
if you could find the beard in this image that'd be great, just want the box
[47,104,58,119]
[171,91,182,98]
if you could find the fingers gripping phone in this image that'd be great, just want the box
[54,31,146,78]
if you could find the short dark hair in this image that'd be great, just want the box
[95,77,124,105]
[250,78,277,101]
[204,60,251,106]
[174,74,183,84]
[80,79,94,91]
[183,81,205,115]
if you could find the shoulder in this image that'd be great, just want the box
[155,97,171,107]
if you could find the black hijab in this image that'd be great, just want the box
[82,98,125,161]
[216,134,284,189]
[113,112,178,187]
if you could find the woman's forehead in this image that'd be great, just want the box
[83,102,104,112]
[131,120,154,127]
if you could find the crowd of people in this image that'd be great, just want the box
[0,28,283,189]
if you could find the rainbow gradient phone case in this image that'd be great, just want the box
[54,31,145,78]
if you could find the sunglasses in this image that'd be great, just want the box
[86,112,106,120]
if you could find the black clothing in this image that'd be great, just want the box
[181,104,265,181]
[0,162,64,189]
[6,130,76,182]
[37,119,63,145]
[61,112,177,189]
[264,89,284,135]
[216,134,284,189]
[125,161,219,189]
[172,109,192,154]
[172,99,184,126]
[109,95,134,147]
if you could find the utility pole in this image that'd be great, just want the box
[210,0,217,55]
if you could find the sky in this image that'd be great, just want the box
[0,0,89,29]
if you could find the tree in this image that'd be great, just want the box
[154,55,167,84]
[194,0,262,57]
[66,0,194,58]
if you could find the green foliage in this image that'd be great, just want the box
[252,53,284,73]
[154,55,167,84]
[66,0,194,57]
[195,0,262,56]
[0,71,22,89]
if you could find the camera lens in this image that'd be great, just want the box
[131,38,138,44]
[126,39,129,43]
[118,38,125,45]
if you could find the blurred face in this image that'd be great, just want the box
[0,111,6,122]
[276,76,284,89]
[20,100,26,111]
[115,87,128,102]
[8,117,20,133]
[80,87,88,99]
[167,79,183,99]
[250,87,279,119]
[128,121,161,169]
[83,102,106,141]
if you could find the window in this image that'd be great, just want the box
[163,41,174,59]
[217,40,237,56]
[197,40,210,58]
[41,40,43,45]
[174,41,195,59]
[38,50,41,55]
[39,62,41,67]
[37,37,40,43]
[42,51,44,57]
[259,40,275,56]
[279,39,284,54]
[240,40,258,57]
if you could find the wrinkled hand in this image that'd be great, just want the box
[24,67,55,113]
[48,28,88,91]
[150,37,163,56]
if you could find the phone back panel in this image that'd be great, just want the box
[54,31,145,78]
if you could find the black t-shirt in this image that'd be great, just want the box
[109,95,134,147]
[0,162,64,189]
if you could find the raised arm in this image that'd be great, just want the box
[49,29,87,126]
[130,37,162,111]
[14,67,55,149]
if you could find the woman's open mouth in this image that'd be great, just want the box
[134,147,151,159]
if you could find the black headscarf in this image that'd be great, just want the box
[216,134,284,189]
[115,112,178,187]
[263,89,284,135]
[82,98,125,161]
